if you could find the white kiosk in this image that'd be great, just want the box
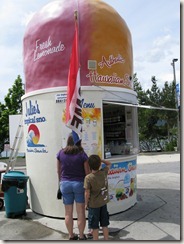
[22,0,138,218]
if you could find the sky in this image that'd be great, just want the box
[0,0,180,103]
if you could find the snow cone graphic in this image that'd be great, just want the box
[27,124,45,147]
[23,0,133,93]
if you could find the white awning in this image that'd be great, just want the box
[103,101,178,111]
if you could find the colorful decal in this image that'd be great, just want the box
[24,100,48,153]
[26,124,48,153]
[106,160,136,202]
[27,124,40,146]
[62,101,102,157]
[82,107,102,158]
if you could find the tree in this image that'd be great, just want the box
[134,74,177,152]
[133,73,149,105]
[4,75,24,114]
[133,74,157,150]
[0,75,25,154]
[146,76,161,106]
[160,81,177,148]
[0,103,8,153]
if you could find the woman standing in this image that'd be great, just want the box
[57,131,90,240]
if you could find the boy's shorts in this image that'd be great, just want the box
[60,181,84,205]
[88,204,109,229]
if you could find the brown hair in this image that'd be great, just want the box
[63,134,84,154]
[88,154,101,171]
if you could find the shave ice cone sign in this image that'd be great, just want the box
[23,0,133,94]
[22,0,136,216]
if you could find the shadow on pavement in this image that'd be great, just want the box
[110,188,180,225]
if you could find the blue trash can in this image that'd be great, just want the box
[2,171,29,218]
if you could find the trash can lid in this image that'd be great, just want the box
[3,171,29,180]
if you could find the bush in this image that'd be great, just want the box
[165,140,177,151]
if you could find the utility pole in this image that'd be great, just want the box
[171,58,180,151]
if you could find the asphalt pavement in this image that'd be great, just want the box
[0,153,181,242]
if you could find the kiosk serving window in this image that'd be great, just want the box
[103,102,138,158]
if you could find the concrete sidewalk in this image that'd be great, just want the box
[0,153,180,241]
[137,152,180,164]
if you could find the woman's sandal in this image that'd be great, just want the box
[79,234,87,240]
[69,234,78,240]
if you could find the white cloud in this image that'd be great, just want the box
[0,44,23,101]
[153,34,172,47]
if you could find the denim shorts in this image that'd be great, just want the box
[88,204,109,229]
[60,181,85,205]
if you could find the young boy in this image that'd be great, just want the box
[84,155,111,240]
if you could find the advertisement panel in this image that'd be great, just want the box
[107,159,136,211]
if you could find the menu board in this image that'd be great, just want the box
[61,106,102,158]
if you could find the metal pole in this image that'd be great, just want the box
[171,58,180,151]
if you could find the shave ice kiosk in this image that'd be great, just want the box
[22,0,139,218]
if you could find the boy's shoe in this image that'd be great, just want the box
[87,233,93,239]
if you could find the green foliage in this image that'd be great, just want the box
[165,139,177,151]
[133,75,177,152]
[133,73,149,105]
[4,75,24,114]
[0,75,25,153]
